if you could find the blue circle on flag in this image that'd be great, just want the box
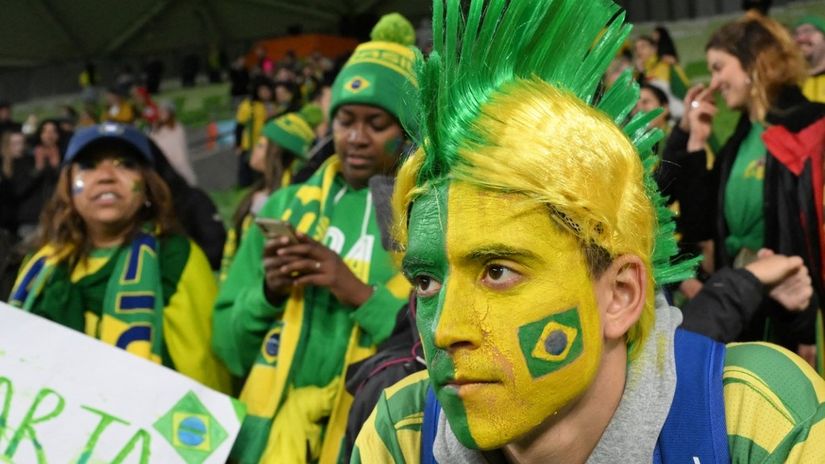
[178,416,206,447]
[266,333,281,356]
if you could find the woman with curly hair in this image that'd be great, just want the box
[664,12,825,370]
[8,123,231,392]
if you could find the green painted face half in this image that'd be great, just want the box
[403,181,604,450]
[403,182,476,447]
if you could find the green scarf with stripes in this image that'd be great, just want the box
[9,231,165,363]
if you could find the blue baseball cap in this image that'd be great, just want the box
[64,123,153,165]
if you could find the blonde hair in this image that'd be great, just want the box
[707,11,808,121]
[395,80,657,358]
[401,0,697,360]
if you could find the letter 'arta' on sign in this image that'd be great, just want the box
[0,302,245,463]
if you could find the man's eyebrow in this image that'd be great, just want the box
[464,244,539,262]
[401,254,437,272]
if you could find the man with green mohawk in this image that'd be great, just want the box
[213,12,418,464]
[353,0,825,462]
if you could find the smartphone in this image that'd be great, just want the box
[254,217,298,243]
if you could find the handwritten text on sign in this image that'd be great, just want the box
[0,302,243,463]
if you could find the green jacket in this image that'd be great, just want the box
[212,157,410,463]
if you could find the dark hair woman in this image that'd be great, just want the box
[9,123,231,392]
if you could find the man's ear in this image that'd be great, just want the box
[595,254,647,341]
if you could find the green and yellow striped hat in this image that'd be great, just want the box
[330,13,419,137]
[261,104,323,158]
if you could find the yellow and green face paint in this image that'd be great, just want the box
[404,181,603,450]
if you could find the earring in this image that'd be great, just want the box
[144,199,152,208]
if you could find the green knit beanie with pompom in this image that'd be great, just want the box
[330,13,419,139]
[261,104,323,159]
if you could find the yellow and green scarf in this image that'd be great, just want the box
[9,232,165,364]
[234,157,378,464]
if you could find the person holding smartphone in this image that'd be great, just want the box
[213,13,416,463]
[661,12,825,369]
[219,104,323,282]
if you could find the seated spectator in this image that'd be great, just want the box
[354,1,825,462]
[634,33,689,118]
[229,55,251,107]
[274,80,302,115]
[220,104,323,279]
[132,86,159,128]
[148,139,226,271]
[12,120,67,239]
[8,123,230,392]
[0,100,22,136]
[103,86,136,124]
[150,101,196,186]
[234,76,277,187]
[635,82,671,133]
[663,12,825,368]
[0,131,25,234]
[794,16,825,103]
[213,13,417,463]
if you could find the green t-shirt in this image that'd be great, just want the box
[724,122,766,258]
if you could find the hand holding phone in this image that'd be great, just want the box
[255,217,298,243]
[258,217,299,304]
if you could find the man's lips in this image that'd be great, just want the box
[447,378,498,387]
[435,373,500,390]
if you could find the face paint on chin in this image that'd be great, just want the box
[407,181,604,450]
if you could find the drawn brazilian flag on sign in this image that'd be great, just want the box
[518,307,583,378]
[154,391,228,464]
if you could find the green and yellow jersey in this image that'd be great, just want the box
[354,342,825,463]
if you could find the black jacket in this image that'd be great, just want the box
[5,155,59,235]
[680,267,764,342]
[150,141,226,270]
[342,299,424,463]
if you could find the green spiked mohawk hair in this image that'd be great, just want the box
[413,0,698,285]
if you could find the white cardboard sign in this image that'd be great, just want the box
[0,302,244,463]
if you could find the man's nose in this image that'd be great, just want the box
[433,278,484,353]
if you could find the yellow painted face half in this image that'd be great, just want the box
[404,181,603,450]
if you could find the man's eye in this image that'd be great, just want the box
[481,264,522,289]
[414,275,442,298]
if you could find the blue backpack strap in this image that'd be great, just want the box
[654,328,730,463]
[421,386,440,464]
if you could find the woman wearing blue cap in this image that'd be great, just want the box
[8,123,231,393]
